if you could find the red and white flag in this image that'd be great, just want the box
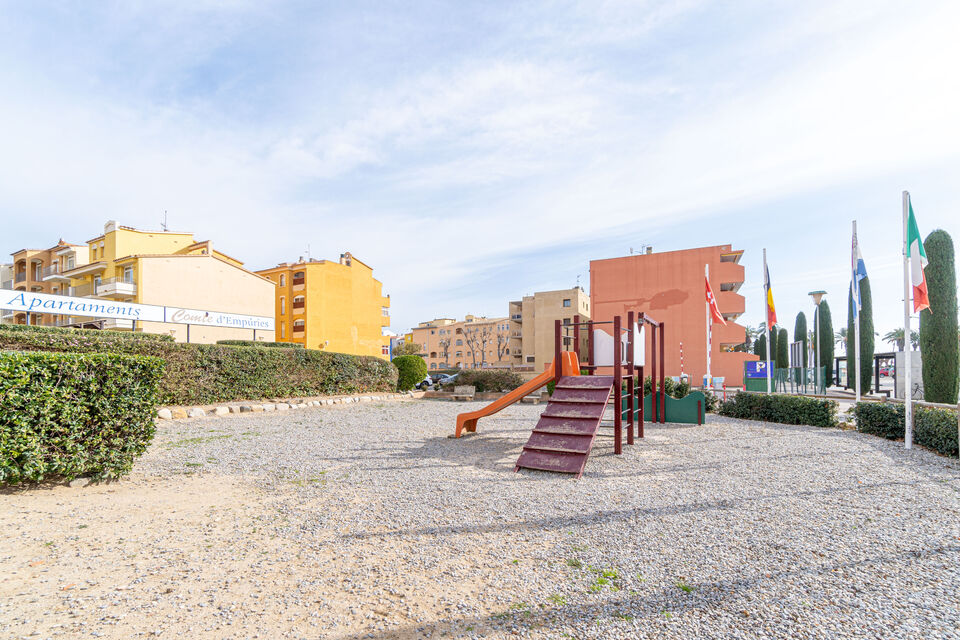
[705,277,726,325]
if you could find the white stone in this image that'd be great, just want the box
[276,403,291,411]
[214,406,230,416]
[263,403,276,412]
[188,408,206,418]
[157,408,173,420]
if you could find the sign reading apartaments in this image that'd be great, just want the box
[2,291,273,330]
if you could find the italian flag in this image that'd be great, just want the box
[906,201,930,313]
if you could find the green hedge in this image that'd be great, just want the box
[1,350,164,484]
[718,392,838,427]
[452,369,525,392]
[0,329,397,405]
[852,401,958,457]
[394,355,427,391]
[0,324,173,342]
[217,339,305,349]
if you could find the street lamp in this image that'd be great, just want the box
[809,291,827,393]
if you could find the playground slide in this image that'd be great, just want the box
[454,351,580,438]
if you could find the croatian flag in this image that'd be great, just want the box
[906,201,930,313]
[851,227,867,318]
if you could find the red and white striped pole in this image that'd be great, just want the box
[679,341,684,376]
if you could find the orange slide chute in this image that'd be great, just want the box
[454,351,581,438]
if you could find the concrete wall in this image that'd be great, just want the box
[136,255,275,344]
[895,351,923,400]
[590,246,756,384]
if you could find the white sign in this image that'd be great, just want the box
[164,307,274,331]
[2,290,165,322]
[593,323,645,367]
[1,290,274,330]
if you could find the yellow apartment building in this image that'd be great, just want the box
[7,240,89,326]
[256,252,390,358]
[51,221,275,342]
[411,315,513,371]
[508,287,590,373]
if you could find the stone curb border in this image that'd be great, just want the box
[156,391,418,420]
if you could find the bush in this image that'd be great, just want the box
[846,278,874,392]
[919,230,958,404]
[817,301,835,387]
[640,376,689,399]
[0,350,164,485]
[852,401,958,457]
[0,324,173,342]
[393,355,427,391]
[217,339,304,349]
[794,313,808,368]
[717,392,838,427]
[453,369,525,393]
[0,329,397,405]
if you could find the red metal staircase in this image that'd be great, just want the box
[514,375,615,478]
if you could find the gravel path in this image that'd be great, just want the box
[2,399,959,639]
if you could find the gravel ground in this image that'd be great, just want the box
[2,399,960,639]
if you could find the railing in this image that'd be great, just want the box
[69,284,94,297]
[511,314,522,321]
[292,277,305,286]
[42,265,59,277]
[292,300,305,309]
[15,272,26,283]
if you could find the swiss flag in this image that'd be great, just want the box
[706,277,727,326]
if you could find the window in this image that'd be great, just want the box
[527,356,535,363]
[430,363,437,369]
[93,275,101,287]
[563,299,571,307]
[123,266,134,283]
[456,339,462,346]
[280,297,286,314]
[66,256,75,270]
[431,330,435,335]
[505,348,510,354]
[455,351,462,357]
[563,317,571,325]
[293,320,305,330]
[281,325,286,338]
[382,307,389,316]
[91,247,97,260]
[382,345,389,356]
[280,274,286,286]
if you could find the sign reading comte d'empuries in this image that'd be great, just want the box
[2,291,274,331]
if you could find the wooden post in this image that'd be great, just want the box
[638,364,645,438]
[651,322,658,422]
[613,314,622,455]
[587,318,594,375]
[626,310,635,445]
[659,321,666,423]
[554,319,562,382]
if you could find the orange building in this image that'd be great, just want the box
[590,245,756,386]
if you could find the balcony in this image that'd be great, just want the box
[292,299,305,309]
[15,272,26,284]
[716,290,745,318]
[43,264,74,282]
[96,277,137,298]
[511,314,522,321]
[713,261,745,291]
[68,284,95,297]
[1,280,11,290]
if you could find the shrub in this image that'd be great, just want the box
[640,376,689,399]
[853,401,958,457]
[919,230,958,404]
[0,350,164,485]
[817,300,835,387]
[393,355,427,391]
[453,369,525,392]
[717,392,838,427]
[846,278,874,392]
[776,327,789,370]
[0,329,397,405]
[0,324,173,342]
[217,339,304,349]
[794,313,808,368]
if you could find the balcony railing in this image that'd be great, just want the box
[42,265,59,277]
[15,272,26,283]
[1,280,11,290]
[96,277,136,298]
[292,277,305,286]
[69,284,94,297]
[292,300,305,309]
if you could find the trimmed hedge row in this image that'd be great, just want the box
[0,329,397,405]
[1,350,164,484]
[0,323,173,342]
[852,402,959,457]
[217,339,304,349]
[718,392,838,427]
[451,369,525,392]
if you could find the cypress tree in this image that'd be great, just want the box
[754,333,766,359]
[817,300,835,387]
[776,327,789,370]
[919,230,959,403]
[846,280,874,392]
[794,312,808,367]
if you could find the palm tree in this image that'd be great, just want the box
[883,328,920,350]
[835,328,847,351]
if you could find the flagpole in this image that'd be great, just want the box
[763,248,772,394]
[853,221,861,404]
[902,191,913,449]
[705,263,711,387]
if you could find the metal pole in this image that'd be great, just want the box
[573,314,580,365]
[853,220,862,404]
[659,321,666,423]
[627,310,635,445]
[651,323,658,422]
[613,314,622,455]
[26,311,31,326]
[903,191,913,448]
[554,319,562,381]
[638,364,645,438]
[763,248,772,394]
[705,262,711,387]
[814,301,820,393]
[187,323,191,344]
[587,318,594,376]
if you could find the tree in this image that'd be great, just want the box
[464,324,494,368]
[846,278,875,393]
[438,337,451,367]
[776,327,789,370]
[882,328,919,351]
[835,327,847,351]
[794,313,808,368]
[815,300,835,387]
[496,325,511,361]
[392,341,422,358]
[753,333,766,359]
[754,325,778,362]
[919,229,959,403]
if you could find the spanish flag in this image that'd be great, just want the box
[764,264,777,326]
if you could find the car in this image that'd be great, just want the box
[416,375,434,390]
[879,366,892,377]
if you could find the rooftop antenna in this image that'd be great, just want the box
[161,210,168,232]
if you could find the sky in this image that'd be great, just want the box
[1,0,958,345]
